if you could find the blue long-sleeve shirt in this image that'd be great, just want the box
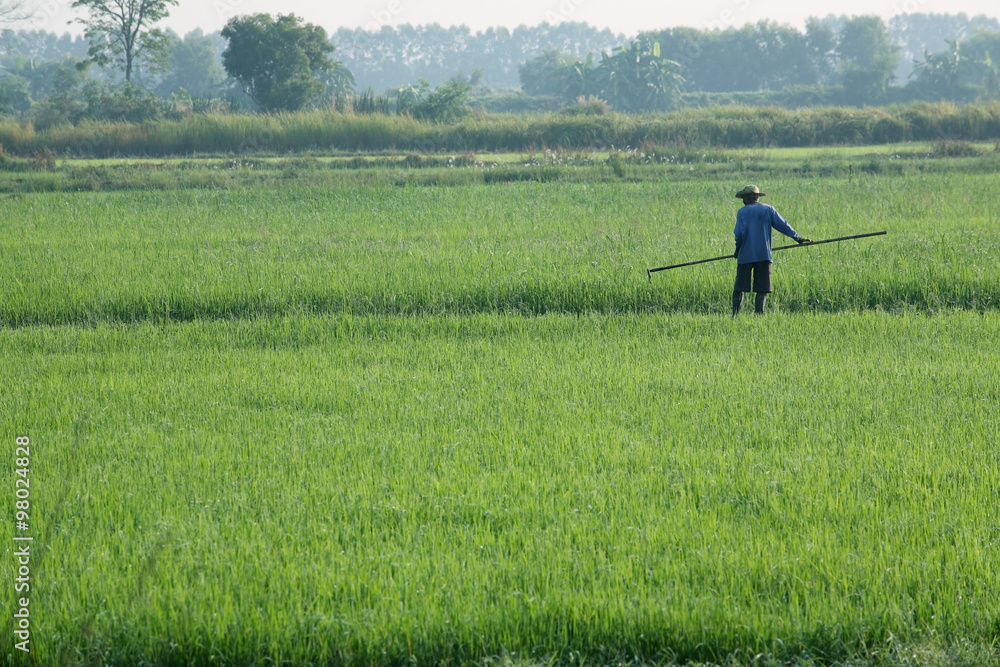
[734,202,803,264]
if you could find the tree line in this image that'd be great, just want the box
[0,1,998,125]
[521,14,1000,109]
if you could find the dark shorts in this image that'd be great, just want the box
[735,261,773,293]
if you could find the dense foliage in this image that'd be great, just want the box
[520,38,684,112]
[331,21,625,91]
[2,13,1000,119]
[220,13,343,113]
[523,15,1000,109]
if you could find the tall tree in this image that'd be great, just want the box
[912,30,1000,101]
[156,29,226,99]
[982,51,1000,100]
[911,40,967,96]
[315,61,356,106]
[837,16,899,105]
[889,13,1000,82]
[331,22,622,91]
[559,53,598,100]
[71,0,178,83]
[399,71,480,122]
[519,47,574,96]
[0,71,31,113]
[805,18,838,85]
[221,13,337,112]
[594,39,684,112]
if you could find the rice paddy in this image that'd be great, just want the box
[1,152,998,666]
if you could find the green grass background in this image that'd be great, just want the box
[1,160,999,666]
[1,171,997,326]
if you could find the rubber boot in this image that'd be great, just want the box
[732,289,744,316]
[754,292,767,314]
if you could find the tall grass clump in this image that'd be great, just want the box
[352,88,392,115]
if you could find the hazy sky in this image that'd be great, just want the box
[26,0,1000,37]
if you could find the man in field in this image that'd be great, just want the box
[732,185,811,315]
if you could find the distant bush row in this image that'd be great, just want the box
[1,102,999,157]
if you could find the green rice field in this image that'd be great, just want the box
[2,153,999,666]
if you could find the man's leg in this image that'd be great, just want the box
[754,292,767,314]
[733,263,752,316]
[751,261,773,315]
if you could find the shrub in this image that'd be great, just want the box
[561,96,609,116]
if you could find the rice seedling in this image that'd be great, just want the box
[0,155,997,666]
[1,311,998,665]
[0,170,996,328]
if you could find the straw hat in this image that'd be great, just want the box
[735,185,766,198]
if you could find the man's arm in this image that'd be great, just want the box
[770,208,810,243]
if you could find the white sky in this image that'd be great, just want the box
[24,0,1000,38]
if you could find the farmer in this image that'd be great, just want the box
[732,185,811,315]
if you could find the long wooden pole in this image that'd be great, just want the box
[646,231,887,281]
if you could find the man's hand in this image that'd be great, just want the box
[797,237,813,244]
